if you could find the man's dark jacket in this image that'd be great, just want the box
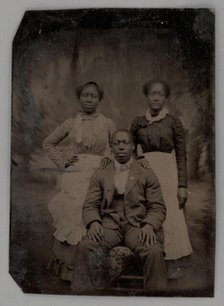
[83,158,166,232]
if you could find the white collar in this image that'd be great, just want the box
[114,157,133,172]
[145,107,169,124]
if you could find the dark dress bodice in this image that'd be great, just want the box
[130,114,187,187]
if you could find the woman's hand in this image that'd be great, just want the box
[65,155,79,168]
[177,187,188,209]
[87,221,104,242]
[99,157,112,169]
[138,224,157,247]
[137,157,150,169]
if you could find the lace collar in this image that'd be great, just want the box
[145,107,169,124]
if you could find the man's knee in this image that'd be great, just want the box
[76,238,99,256]
[149,245,164,257]
[140,244,164,260]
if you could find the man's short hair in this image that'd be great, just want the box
[111,129,133,144]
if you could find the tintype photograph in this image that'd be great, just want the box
[10,9,215,297]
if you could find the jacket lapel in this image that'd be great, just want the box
[103,162,115,206]
[124,158,141,197]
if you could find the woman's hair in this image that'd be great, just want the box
[143,80,170,98]
[75,81,104,101]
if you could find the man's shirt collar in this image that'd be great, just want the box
[114,157,132,172]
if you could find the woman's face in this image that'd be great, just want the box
[146,83,167,116]
[79,84,100,114]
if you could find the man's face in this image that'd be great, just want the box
[111,131,134,164]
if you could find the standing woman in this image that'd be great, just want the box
[130,80,192,276]
[43,81,116,280]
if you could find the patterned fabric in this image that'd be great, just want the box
[47,244,135,282]
[108,246,134,280]
[130,113,187,187]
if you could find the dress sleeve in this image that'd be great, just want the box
[172,116,188,187]
[130,117,140,157]
[108,118,117,143]
[102,118,117,159]
[43,118,73,167]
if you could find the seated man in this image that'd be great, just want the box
[71,129,167,293]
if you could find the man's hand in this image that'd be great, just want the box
[138,224,156,247]
[177,187,188,209]
[99,157,112,169]
[87,221,104,242]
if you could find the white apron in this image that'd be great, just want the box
[143,152,193,260]
[48,154,103,245]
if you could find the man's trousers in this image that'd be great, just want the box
[71,223,167,293]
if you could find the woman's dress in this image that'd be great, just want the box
[130,108,192,260]
[44,112,116,279]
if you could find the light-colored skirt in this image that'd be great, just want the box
[143,152,193,260]
[48,154,103,245]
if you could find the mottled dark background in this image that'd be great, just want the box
[10,9,215,296]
